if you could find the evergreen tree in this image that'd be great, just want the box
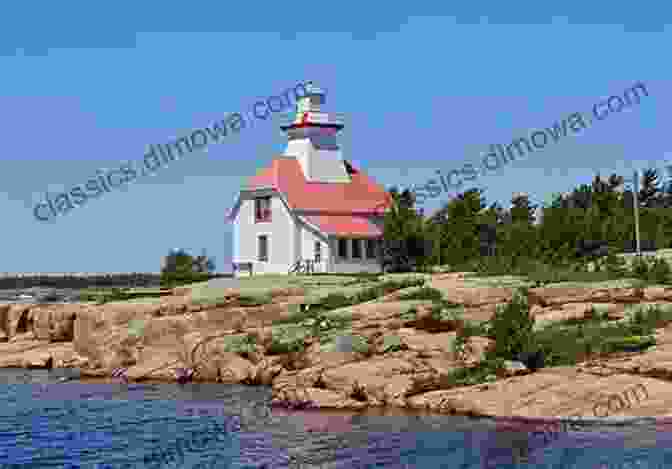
[639,168,661,208]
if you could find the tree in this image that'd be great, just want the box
[162,248,193,274]
[161,248,214,288]
[607,173,624,192]
[510,192,537,225]
[569,184,593,210]
[639,168,661,208]
[381,187,429,272]
[592,173,608,194]
[430,188,486,267]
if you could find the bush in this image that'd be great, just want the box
[452,320,486,357]
[399,307,418,322]
[221,334,257,355]
[351,335,370,354]
[351,277,426,304]
[533,307,662,367]
[439,358,505,388]
[238,293,272,307]
[429,300,465,322]
[627,256,672,284]
[381,335,403,353]
[646,257,672,283]
[81,288,140,304]
[629,303,672,329]
[396,286,444,302]
[160,271,211,288]
[266,325,308,355]
[485,288,536,361]
[604,252,628,275]
[275,304,353,346]
[631,256,650,279]
[600,335,655,353]
[320,293,352,310]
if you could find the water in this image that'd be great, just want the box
[0,288,82,304]
[0,370,671,468]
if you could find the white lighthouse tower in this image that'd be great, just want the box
[280,82,350,183]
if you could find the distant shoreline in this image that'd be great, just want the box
[0,273,232,291]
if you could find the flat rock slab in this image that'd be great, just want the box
[125,349,183,381]
[0,342,75,368]
[581,341,672,381]
[407,367,672,419]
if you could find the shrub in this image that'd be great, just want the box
[275,304,353,346]
[439,358,505,388]
[399,307,418,322]
[429,301,465,322]
[238,293,272,307]
[351,335,370,354]
[266,325,308,355]
[646,258,672,284]
[302,314,350,339]
[160,271,211,289]
[396,286,444,302]
[485,288,536,361]
[81,288,138,304]
[221,334,257,355]
[628,303,672,329]
[452,320,485,358]
[349,277,425,304]
[625,256,672,284]
[381,335,403,353]
[631,256,650,279]
[320,293,352,310]
[604,252,628,275]
[600,335,655,353]
[533,310,660,367]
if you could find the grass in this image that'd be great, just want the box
[440,359,503,388]
[399,299,465,324]
[461,275,534,289]
[381,334,403,353]
[219,334,258,355]
[264,276,427,353]
[266,324,310,355]
[187,274,371,307]
[237,293,273,307]
[78,287,170,304]
[533,319,656,367]
[461,252,672,287]
[436,287,672,390]
[396,286,445,302]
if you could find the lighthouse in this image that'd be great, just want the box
[280,82,350,183]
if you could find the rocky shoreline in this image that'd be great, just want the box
[3,274,672,420]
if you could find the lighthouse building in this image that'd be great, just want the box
[228,82,391,275]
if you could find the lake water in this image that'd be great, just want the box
[0,288,82,304]
[0,369,671,468]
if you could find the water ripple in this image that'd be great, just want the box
[1,371,672,468]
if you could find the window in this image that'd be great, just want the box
[338,238,348,259]
[254,197,271,222]
[314,241,322,263]
[258,235,268,262]
[365,239,377,259]
[351,239,362,259]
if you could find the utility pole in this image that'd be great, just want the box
[633,170,641,257]
[623,171,642,257]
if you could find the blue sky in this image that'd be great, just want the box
[1,2,670,274]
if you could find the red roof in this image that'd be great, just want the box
[303,214,383,237]
[246,157,391,214]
